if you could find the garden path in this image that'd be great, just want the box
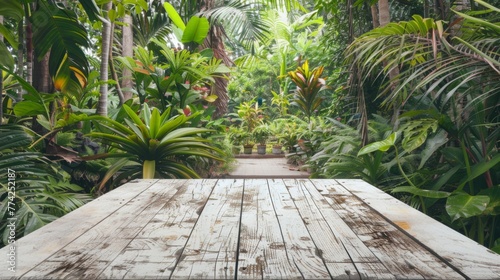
[227,156,310,179]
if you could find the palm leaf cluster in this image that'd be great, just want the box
[202,0,270,48]
[288,60,327,121]
[345,8,499,112]
[88,104,224,185]
[341,2,500,248]
[0,125,91,246]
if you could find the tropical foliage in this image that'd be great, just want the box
[0,125,91,245]
[288,61,327,121]
[87,104,223,187]
[0,0,498,253]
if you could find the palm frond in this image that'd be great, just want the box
[201,1,270,48]
[0,125,91,245]
[32,4,90,79]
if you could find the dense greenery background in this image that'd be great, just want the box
[0,0,498,252]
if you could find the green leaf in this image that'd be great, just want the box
[171,25,184,42]
[164,2,185,31]
[108,8,116,22]
[32,5,90,80]
[358,132,397,156]
[400,118,438,153]
[392,186,450,198]
[205,95,218,102]
[419,130,448,169]
[78,0,100,22]
[0,0,23,22]
[446,192,490,222]
[453,10,500,33]
[458,154,500,190]
[0,23,19,50]
[14,101,47,117]
[479,188,500,215]
[182,16,210,44]
[148,109,160,139]
[0,41,14,71]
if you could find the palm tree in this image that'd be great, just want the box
[97,2,113,116]
[121,13,134,101]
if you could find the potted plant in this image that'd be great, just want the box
[272,141,283,155]
[268,122,284,155]
[242,136,255,154]
[228,126,246,155]
[253,124,270,155]
[237,100,264,133]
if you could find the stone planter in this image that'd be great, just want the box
[257,144,267,155]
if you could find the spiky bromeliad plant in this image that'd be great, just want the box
[87,104,224,187]
[288,60,326,122]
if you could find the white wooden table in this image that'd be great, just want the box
[1,179,499,279]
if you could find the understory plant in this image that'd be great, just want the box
[288,60,327,122]
[0,125,92,247]
[339,1,500,250]
[87,104,224,189]
[117,39,227,112]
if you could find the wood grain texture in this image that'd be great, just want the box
[1,179,497,280]
[313,179,465,280]
[99,179,218,279]
[0,179,158,278]
[170,179,243,279]
[22,180,183,279]
[267,179,331,280]
[237,179,302,279]
[337,179,500,280]
[282,179,359,280]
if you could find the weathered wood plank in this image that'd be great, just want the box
[21,179,184,279]
[267,179,331,280]
[0,179,158,279]
[282,179,359,280]
[237,179,302,279]
[99,179,218,279]
[170,179,243,279]
[338,179,500,280]
[313,179,465,280]
[310,180,396,280]
[2,178,497,280]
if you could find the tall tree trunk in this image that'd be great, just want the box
[33,53,53,93]
[121,14,134,102]
[0,15,3,125]
[108,20,125,105]
[347,0,354,43]
[358,2,381,145]
[26,16,33,89]
[17,18,25,100]
[378,0,390,26]
[424,0,429,18]
[378,0,401,128]
[370,4,380,28]
[200,0,231,118]
[97,2,113,116]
